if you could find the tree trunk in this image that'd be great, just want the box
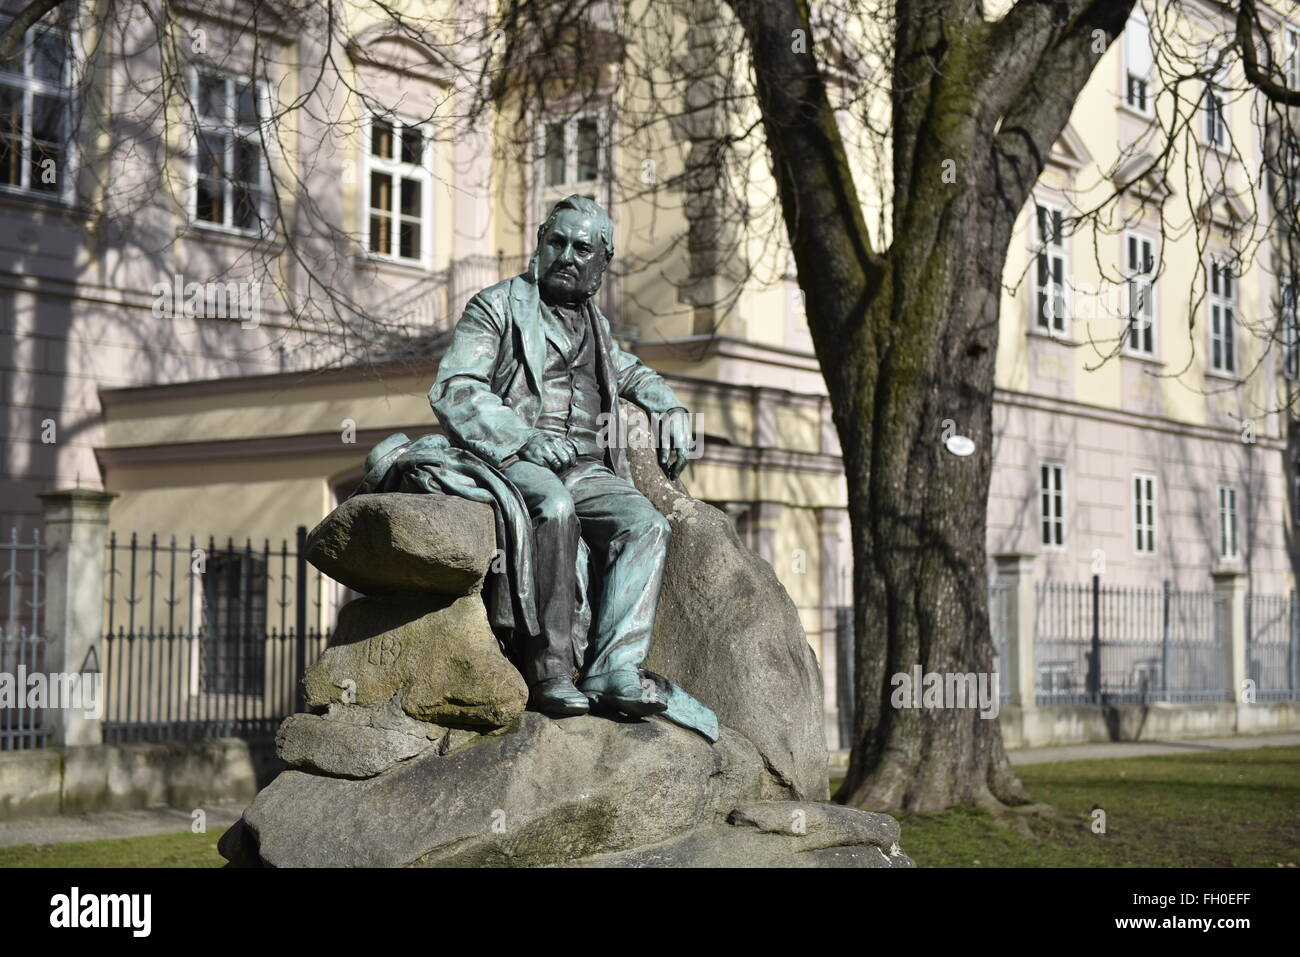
[829,202,1029,812]
[724,0,1135,811]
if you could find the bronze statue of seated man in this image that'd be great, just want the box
[429,195,694,718]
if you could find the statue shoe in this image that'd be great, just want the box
[527,676,590,716]
[578,670,669,718]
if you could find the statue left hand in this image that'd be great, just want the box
[657,409,692,481]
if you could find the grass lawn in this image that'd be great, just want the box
[2,746,1295,867]
[834,745,1300,867]
[0,830,225,868]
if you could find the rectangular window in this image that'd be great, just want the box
[1202,79,1227,147]
[537,112,604,223]
[1217,484,1239,559]
[1286,26,1299,91]
[1133,472,1156,554]
[191,68,268,233]
[1039,462,1065,548]
[1125,232,1156,355]
[1283,282,1299,381]
[1034,203,1068,333]
[1294,467,1300,528]
[366,114,429,263]
[1209,259,1237,374]
[0,13,70,199]
[1124,9,1153,113]
[201,551,267,695]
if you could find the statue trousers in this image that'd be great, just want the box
[502,456,670,686]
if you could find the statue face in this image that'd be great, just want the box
[537,209,607,305]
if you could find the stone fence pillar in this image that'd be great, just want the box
[1211,568,1247,704]
[39,489,116,747]
[994,552,1037,710]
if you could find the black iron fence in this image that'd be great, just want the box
[101,527,331,743]
[0,528,50,750]
[1035,577,1227,705]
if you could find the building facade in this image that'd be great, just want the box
[3,1,1298,743]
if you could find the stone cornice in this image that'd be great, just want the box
[994,386,1286,450]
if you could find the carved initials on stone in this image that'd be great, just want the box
[368,633,401,666]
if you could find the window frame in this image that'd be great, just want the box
[1286,25,1299,92]
[1123,7,1154,115]
[1217,483,1239,560]
[187,65,274,238]
[1039,460,1066,550]
[534,109,606,232]
[0,12,75,203]
[1293,466,1300,528]
[1208,257,1238,376]
[362,111,432,268]
[1123,231,1158,357]
[1032,201,1070,334]
[197,549,267,697]
[1201,73,1228,149]
[1133,471,1157,555]
[1283,281,1299,381]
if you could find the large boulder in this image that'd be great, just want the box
[226,712,771,867]
[574,802,913,868]
[623,403,830,800]
[221,712,910,868]
[302,594,528,729]
[305,493,495,596]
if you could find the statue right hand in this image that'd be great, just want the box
[520,433,578,472]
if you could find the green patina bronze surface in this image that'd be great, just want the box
[364,196,716,741]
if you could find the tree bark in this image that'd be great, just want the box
[726,0,1135,810]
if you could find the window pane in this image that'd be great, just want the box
[31,93,63,142]
[0,83,20,133]
[369,214,391,254]
[235,82,258,125]
[371,120,393,159]
[544,121,566,186]
[198,131,225,178]
[576,117,599,182]
[370,171,392,212]
[400,126,423,165]
[0,83,22,185]
[199,74,226,120]
[32,30,65,84]
[29,142,59,191]
[400,177,420,217]
[0,134,20,186]
[399,220,419,260]
[0,16,22,76]
[196,177,223,223]
[232,184,259,230]
[234,138,260,185]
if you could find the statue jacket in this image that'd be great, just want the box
[428,272,685,478]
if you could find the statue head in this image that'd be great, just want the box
[531,195,613,306]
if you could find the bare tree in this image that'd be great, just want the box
[5,0,1299,811]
